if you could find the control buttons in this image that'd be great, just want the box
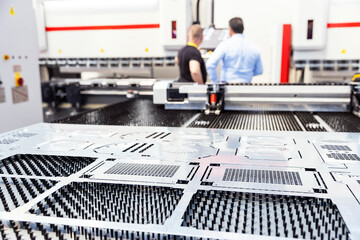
[3,55,9,61]
[16,77,24,87]
[14,72,23,87]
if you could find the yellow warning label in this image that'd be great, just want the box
[341,49,346,54]
[10,6,15,16]
[101,49,104,53]
[145,48,149,53]
[58,49,62,54]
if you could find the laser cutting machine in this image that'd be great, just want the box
[1,0,360,239]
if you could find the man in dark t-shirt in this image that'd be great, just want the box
[176,25,207,84]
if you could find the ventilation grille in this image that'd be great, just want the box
[222,168,302,186]
[321,145,351,151]
[104,163,180,178]
[326,153,360,161]
[0,138,19,144]
[146,132,171,140]
[122,143,153,153]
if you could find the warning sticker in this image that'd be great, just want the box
[10,6,15,16]
[12,85,28,104]
[0,87,5,103]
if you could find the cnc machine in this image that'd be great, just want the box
[1,0,360,240]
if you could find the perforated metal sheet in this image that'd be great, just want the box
[0,123,359,240]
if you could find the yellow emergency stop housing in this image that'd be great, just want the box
[352,73,360,82]
[15,72,23,87]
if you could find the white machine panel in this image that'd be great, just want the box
[40,0,192,58]
[292,0,329,50]
[0,0,43,134]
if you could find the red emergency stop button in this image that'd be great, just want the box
[3,54,10,61]
[17,78,24,86]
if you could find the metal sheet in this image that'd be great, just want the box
[0,123,359,239]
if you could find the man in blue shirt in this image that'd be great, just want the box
[206,17,263,83]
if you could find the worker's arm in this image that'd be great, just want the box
[253,54,263,76]
[189,60,204,84]
[206,43,225,83]
[175,56,179,65]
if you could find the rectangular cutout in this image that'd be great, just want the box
[104,163,180,178]
[222,168,303,186]
[307,20,314,39]
[171,21,177,39]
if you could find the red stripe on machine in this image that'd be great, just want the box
[45,24,160,32]
[327,22,360,28]
[280,24,292,84]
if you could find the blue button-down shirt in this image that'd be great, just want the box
[206,34,263,83]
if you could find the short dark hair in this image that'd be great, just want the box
[229,17,244,33]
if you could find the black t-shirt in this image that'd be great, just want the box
[177,45,207,83]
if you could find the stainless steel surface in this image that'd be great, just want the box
[0,123,359,239]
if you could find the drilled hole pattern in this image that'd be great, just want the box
[182,190,350,240]
[0,220,192,240]
[0,177,56,212]
[0,154,96,177]
[104,163,180,178]
[30,182,183,225]
[222,169,302,186]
